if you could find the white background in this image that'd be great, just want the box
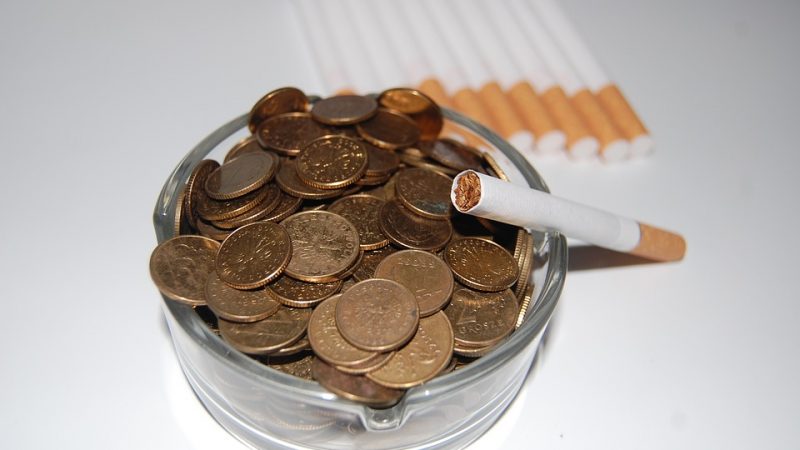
[1,0,799,448]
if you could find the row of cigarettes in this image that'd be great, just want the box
[292,0,653,163]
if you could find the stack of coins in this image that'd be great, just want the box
[150,87,537,408]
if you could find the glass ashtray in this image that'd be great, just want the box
[152,105,567,450]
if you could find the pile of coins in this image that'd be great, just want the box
[150,87,536,408]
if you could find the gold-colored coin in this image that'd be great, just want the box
[334,352,394,375]
[355,173,392,186]
[420,138,483,172]
[367,311,453,389]
[356,108,421,150]
[295,135,368,189]
[310,357,404,408]
[223,136,268,163]
[328,195,389,250]
[308,294,377,367]
[205,271,280,323]
[377,88,443,141]
[310,95,378,125]
[195,218,232,241]
[261,353,314,380]
[374,249,454,317]
[204,152,276,200]
[211,183,282,229]
[196,182,270,221]
[282,211,361,283]
[266,336,311,357]
[515,283,535,329]
[334,250,364,280]
[378,199,452,251]
[219,306,311,355]
[216,221,292,289]
[256,112,328,156]
[174,187,190,236]
[514,233,534,299]
[184,159,220,229]
[399,152,460,177]
[352,245,398,282]
[335,279,419,352]
[444,288,517,347]
[395,168,453,219]
[275,159,344,200]
[150,235,221,306]
[267,276,342,308]
[248,87,310,133]
[453,341,496,358]
[444,238,519,292]
[263,190,303,222]
[364,142,400,177]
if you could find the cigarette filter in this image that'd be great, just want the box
[452,171,685,262]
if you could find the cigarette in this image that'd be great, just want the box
[424,0,535,154]
[530,0,653,157]
[509,0,629,162]
[451,171,686,262]
[454,0,565,155]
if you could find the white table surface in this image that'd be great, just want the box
[1,0,798,448]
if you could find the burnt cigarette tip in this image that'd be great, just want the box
[454,171,482,212]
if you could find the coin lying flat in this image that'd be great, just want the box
[216,221,292,289]
[378,199,452,251]
[150,235,221,305]
[308,295,377,367]
[205,271,280,323]
[196,182,271,221]
[211,183,282,229]
[367,311,454,389]
[276,159,344,200]
[444,238,519,292]
[395,168,453,219]
[282,211,361,283]
[195,218,233,241]
[267,276,342,308]
[266,336,311,357]
[420,138,483,172]
[364,143,400,177]
[335,279,419,352]
[219,306,311,355]
[352,245,398,282]
[377,88,443,141]
[263,190,303,222]
[328,195,389,250]
[205,152,276,200]
[257,112,328,156]
[356,108,421,150]
[444,288,517,348]
[374,249,454,317]
[311,95,378,125]
[295,135,368,190]
[223,136,267,163]
[335,352,393,375]
[184,159,220,229]
[249,87,310,133]
[311,358,404,408]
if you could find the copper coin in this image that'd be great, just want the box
[514,233,535,299]
[248,87,309,133]
[281,211,361,283]
[295,135,368,190]
[335,352,393,375]
[211,183,282,229]
[195,218,233,241]
[311,95,378,125]
[256,112,328,156]
[356,109,421,150]
[420,138,483,171]
[204,152,276,200]
[150,235,220,306]
[515,283,535,330]
[184,160,220,229]
[378,199,452,251]
[265,336,311,357]
[453,341,496,358]
[311,358,404,408]
[444,288,517,347]
[196,182,270,221]
[364,142,400,177]
[308,295,377,367]
[328,195,389,250]
[263,190,303,222]
[374,250,454,317]
[444,238,519,292]
[174,187,190,236]
[398,153,460,177]
[261,353,314,380]
[352,245,398,282]
[219,306,311,355]
[216,221,292,289]
[205,271,280,323]
[355,173,392,187]
[377,88,443,141]
[367,311,453,389]
[267,276,342,308]
[335,279,419,352]
[275,159,344,200]
[395,168,453,219]
[223,136,267,163]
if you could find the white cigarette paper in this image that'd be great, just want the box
[452,171,686,262]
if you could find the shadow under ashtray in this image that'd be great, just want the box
[567,245,664,271]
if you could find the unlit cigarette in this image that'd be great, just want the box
[530,0,653,157]
[452,171,686,262]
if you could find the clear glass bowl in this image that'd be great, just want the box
[152,106,568,450]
